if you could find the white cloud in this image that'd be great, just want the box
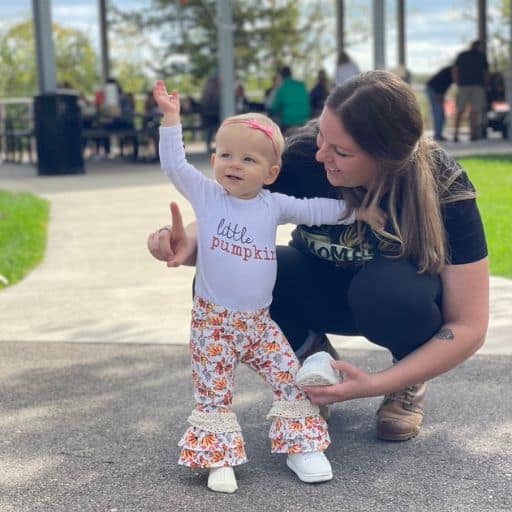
[51,4,97,26]
[52,6,96,18]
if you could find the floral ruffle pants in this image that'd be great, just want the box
[178,297,330,468]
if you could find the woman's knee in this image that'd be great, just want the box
[348,257,443,351]
[349,257,440,309]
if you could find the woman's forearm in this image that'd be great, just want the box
[369,258,489,396]
[369,321,487,397]
[301,259,489,407]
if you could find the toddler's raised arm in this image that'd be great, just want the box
[153,80,180,127]
[153,81,210,206]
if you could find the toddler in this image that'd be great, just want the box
[152,80,385,493]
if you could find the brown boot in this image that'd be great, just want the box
[376,383,426,441]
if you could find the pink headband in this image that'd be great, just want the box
[221,118,279,157]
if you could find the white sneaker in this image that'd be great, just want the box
[295,351,341,388]
[207,466,238,493]
[286,452,333,483]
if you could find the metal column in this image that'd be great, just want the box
[373,0,386,69]
[98,0,110,84]
[478,0,487,54]
[336,0,345,57]
[216,0,235,120]
[32,0,57,93]
[397,0,406,71]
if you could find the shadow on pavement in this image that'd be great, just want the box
[0,342,510,512]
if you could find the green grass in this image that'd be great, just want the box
[0,190,50,288]
[0,155,509,288]
[458,154,512,278]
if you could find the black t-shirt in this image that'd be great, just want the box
[454,50,488,86]
[269,146,488,269]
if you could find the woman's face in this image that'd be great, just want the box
[316,107,380,189]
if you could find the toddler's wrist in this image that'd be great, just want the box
[161,113,180,127]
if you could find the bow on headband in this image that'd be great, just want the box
[247,119,275,139]
[222,117,279,157]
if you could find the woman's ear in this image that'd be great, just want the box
[264,164,281,185]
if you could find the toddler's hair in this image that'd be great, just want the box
[218,113,285,165]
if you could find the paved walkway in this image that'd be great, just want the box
[0,341,510,512]
[0,141,511,511]
[0,142,511,353]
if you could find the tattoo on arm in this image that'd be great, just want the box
[435,328,455,340]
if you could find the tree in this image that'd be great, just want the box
[114,62,153,96]
[0,20,98,98]
[462,0,511,71]
[0,21,37,97]
[54,25,99,92]
[110,0,333,87]
[486,0,511,71]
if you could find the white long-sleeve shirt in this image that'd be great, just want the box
[159,125,355,311]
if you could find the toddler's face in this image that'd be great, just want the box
[212,124,280,200]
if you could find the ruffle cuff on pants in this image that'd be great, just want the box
[178,427,247,468]
[178,410,247,468]
[267,400,331,454]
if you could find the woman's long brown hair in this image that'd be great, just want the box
[325,70,475,274]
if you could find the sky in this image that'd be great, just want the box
[0,0,502,77]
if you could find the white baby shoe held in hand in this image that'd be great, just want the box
[295,351,342,388]
[287,451,333,483]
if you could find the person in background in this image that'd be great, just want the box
[264,74,281,114]
[309,69,331,118]
[270,66,311,133]
[142,90,163,160]
[78,92,106,158]
[335,51,360,86]
[200,72,221,152]
[452,40,489,142]
[425,65,453,141]
[144,90,161,119]
[95,77,137,158]
[234,80,248,113]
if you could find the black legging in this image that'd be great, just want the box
[270,246,443,360]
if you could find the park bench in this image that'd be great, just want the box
[1,117,35,164]
[81,111,206,161]
[0,109,208,165]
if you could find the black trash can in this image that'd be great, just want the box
[34,93,84,175]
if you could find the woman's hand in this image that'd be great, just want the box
[302,360,378,405]
[147,202,196,267]
[355,205,387,231]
